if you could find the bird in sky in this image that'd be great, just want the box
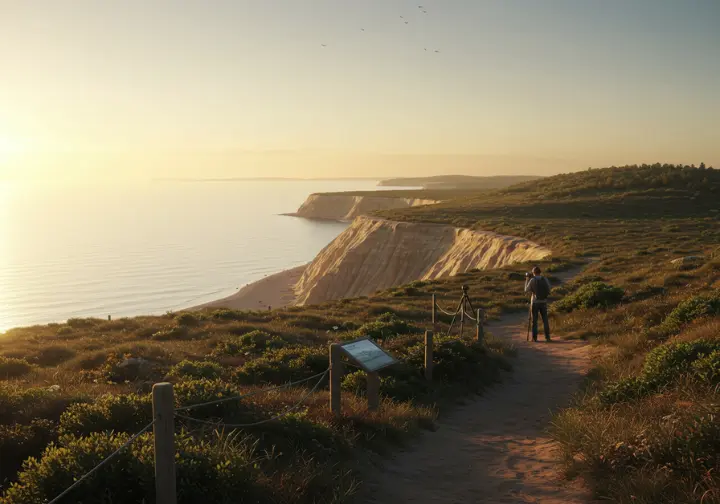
[434,50,440,53]
[321,44,327,47]
[405,21,409,24]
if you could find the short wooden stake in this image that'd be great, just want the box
[152,383,177,504]
[424,330,433,381]
[476,309,484,342]
[367,372,380,411]
[108,315,111,321]
[329,344,343,416]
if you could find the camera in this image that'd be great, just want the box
[525,272,531,277]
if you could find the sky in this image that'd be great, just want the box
[0,0,718,181]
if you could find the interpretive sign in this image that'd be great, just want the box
[340,338,397,372]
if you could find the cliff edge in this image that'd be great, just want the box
[288,193,440,221]
[294,216,551,305]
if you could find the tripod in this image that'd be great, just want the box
[526,298,532,342]
[446,285,477,338]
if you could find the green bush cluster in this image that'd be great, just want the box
[554,281,625,312]
[355,313,420,341]
[0,385,77,424]
[2,432,268,504]
[212,330,288,357]
[600,339,720,404]
[0,420,57,484]
[232,346,328,385]
[658,291,720,335]
[59,393,152,436]
[0,357,34,379]
[168,359,225,380]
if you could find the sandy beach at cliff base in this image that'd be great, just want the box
[190,265,306,312]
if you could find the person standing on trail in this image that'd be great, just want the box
[525,266,552,342]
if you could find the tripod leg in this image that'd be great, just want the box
[446,297,464,337]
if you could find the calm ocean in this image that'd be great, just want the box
[0,179,389,331]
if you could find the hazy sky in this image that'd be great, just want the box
[1,0,718,180]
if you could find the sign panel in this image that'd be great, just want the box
[340,338,397,372]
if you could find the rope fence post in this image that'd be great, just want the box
[152,383,177,504]
[329,344,343,416]
[424,330,433,381]
[476,309,484,342]
[367,372,380,411]
[431,293,437,333]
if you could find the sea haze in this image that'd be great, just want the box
[0,179,392,331]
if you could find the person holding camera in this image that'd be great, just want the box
[525,266,552,342]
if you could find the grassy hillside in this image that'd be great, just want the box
[382,163,720,503]
[311,188,484,200]
[378,174,542,189]
[0,163,717,503]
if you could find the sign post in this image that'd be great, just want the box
[331,338,397,414]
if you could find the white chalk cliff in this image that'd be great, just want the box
[294,216,551,305]
[289,194,440,221]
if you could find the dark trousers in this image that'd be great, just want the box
[531,302,550,340]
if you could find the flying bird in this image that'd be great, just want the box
[404,21,409,24]
[321,44,327,47]
[434,49,440,53]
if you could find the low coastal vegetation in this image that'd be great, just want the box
[384,163,720,503]
[0,163,717,503]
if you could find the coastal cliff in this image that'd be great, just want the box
[294,216,551,305]
[288,193,440,221]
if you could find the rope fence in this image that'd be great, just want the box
[43,288,487,504]
[44,368,331,504]
[47,421,156,504]
[176,369,328,428]
[432,287,485,341]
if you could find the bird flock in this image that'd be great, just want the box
[321,5,440,53]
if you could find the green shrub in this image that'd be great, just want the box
[59,393,152,436]
[659,291,720,334]
[692,350,720,384]
[0,357,34,379]
[355,313,419,341]
[168,359,224,380]
[2,432,268,504]
[0,420,57,484]
[175,312,201,327]
[151,325,190,341]
[212,331,287,357]
[173,379,253,420]
[232,346,328,386]
[0,386,78,425]
[96,353,160,383]
[554,281,625,312]
[600,339,720,404]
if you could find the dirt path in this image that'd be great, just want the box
[361,274,594,503]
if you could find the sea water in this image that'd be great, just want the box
[0,179,390,331]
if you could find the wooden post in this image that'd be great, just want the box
[367,372,380,411]
[152,383,177,504]
[108,315,111,321]
[431,294,437,333]
[329,344,343,416]
[424,330,433,381]
[476,309,484,342]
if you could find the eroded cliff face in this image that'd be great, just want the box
[294,216,551,305]
[290,194,439,221]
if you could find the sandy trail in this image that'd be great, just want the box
[361,271,594,504]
